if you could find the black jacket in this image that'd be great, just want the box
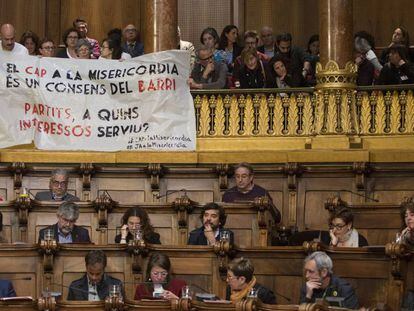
[38,223,91,244]
[187,227,234,245]
[225,283,276,304]
[376,62,414,85]
[67,274,124,301]
[114,231,161,244]
[300,275,359,309]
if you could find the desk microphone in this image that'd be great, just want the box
[6,277,32,281]
[337,190,379,202]
[155,189,187,200]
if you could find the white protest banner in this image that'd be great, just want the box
[0,50,196,151]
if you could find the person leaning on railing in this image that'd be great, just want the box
[376,44,414,85]
[396,200,414,248]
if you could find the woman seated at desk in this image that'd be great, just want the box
[322,207,368,247]
[134,252,186,300]
[114,207,161,244]
[397,200,414,247]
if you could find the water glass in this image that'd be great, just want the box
[44,229,54,241]
[109,284,121,298]
[181,285,191,299]
[220,230,230,242]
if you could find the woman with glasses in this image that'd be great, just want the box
[323,207,368,247]
[38,38,55,57]
[115,207,160,244]
[134,252,186,300]
[99,37,131,60]
[56,28,79,59]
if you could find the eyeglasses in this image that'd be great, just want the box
[151,271,168,277]
[226,275,238,281]
[41,46,55,50]
[199,55,213,61]
[51,180,67,187]
[59,216,76,225]
[329,223,347,230]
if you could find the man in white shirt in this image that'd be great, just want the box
[0,24,28,55]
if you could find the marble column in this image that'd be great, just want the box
[318,0,353,68]
[144,0,178,53]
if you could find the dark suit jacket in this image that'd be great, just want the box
[114,231,161,244]
[187,226,234,245]
[67,274,124,301]
[300,275,359,309]
[121,41,144,58]
[34,191,79,202]
[38,223,91,244]
[0,280,16,298]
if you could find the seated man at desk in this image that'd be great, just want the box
[225,257,276,304]
[222,162,281,223]
[188,202,234,245]
[35,169,79,202]
[38,202,91,243]
[68,250,124,301]
[300,251,359,309]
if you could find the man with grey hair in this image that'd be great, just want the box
[188,45,228,89]
[38,202,90,243]
[0,23,28,54]
[300,251,358,309]
[35,169,79,202]
[258,26,275,58]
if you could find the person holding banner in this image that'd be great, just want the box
[76,39,92,59]
[56,28,79,59]
[38,38,55,57]
[0,23,28,55]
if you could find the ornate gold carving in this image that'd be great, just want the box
[315,60,357,89]
[267,94,276,135]
[399,91,407,132]
[302,241,325,253]
[258,94,268,135]
[407,90,414,132]
[39,239,59,273]
[303,94,313,135]
[360,92,371,134]
[252,94,261,135]
[194,95,202,135]
[9,162,26,190]
[127,239,149,273]
[14,194,31,226]
[223,95,232,135]
[376,92,386,134]
[208,95,217,135]
[172,195,195,229]
[215,95,225,136]
[244,95,254,135]
[229,95,239,136]
[353,162,370,190]
[288,94,298,135]
[390,91,400,134]
[237,95,246,135]
[274,95,283,135]
[199,95,209,136]
[281,95,290,135]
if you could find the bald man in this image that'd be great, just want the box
[122,24,144,58]
[0,24,28,55]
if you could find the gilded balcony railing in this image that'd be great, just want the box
[191,85,414,138]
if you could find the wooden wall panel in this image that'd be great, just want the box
[59,0,142,46]
[244,0,319,49]
[0,0,46,42]
[178,0,232,50]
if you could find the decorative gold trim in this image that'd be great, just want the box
[315,60,357,89]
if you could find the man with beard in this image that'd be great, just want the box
[187,202,234,245]
[300,251,359,309]
[0,23,28,54]
[222,162,281,224]
[35,169,79,202]
[38,202,91,243]
[68,250,124,301]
